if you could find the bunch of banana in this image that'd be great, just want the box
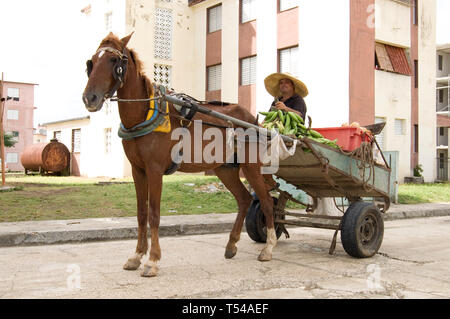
[259,110,340,149]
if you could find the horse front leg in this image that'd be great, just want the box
[141,171,163,277]
[123,166,148,270]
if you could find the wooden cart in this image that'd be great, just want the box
[245,136,391,258]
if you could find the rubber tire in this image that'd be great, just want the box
[341,201,384,258]
[245,197,283,243]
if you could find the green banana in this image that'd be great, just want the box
[265,111,278,122]
[277,110,284,123]
[284,112,290,127]
[309,129,324,139]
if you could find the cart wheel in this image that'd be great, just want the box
[245,197,284,243]
[341,201,384,258]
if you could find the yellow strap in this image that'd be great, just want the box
[146,94,171,133]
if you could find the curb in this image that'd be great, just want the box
[0,222,237,248]
[0,205,449,248]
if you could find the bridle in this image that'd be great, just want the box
[86,46,129,100]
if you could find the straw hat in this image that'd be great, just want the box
[264,72,309,98]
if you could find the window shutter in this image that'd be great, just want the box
[208,5,222,33]
[375,43,394,72]
[72,129,81,153]
[241,0,256,23]
[6,153,18,164]
[208,64,221,91]
[241,56,256,85]
[385,45,411,75]
[394,119,405,135]
[279,46,299,77]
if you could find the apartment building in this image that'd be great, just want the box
[181,0,436,182]
[1,81,37,172]
[71,0,437,180]
[436,44,450,181]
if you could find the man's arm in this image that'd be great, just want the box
[274,101,304,119]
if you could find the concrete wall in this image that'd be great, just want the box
[375,0,410,48]
[418,0,437,182]
[375,70,411,182]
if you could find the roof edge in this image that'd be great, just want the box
[41,116,90,126]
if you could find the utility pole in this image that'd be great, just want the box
[0,72,6,186]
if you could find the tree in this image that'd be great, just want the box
[3,132,17,148]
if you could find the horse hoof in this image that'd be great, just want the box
[257,250,272,262]
[224,247,237,259]
[123,258,141,271]
[140,263,158,277]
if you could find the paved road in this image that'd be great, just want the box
[1,216,449,299]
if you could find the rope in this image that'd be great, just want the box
[337,138,376,193]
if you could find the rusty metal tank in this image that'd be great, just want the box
[20,139,70,173]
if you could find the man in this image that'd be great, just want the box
[264,72,308,121]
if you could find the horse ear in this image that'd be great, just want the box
[120,32,134,47]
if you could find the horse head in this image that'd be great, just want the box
[82,32,134,112]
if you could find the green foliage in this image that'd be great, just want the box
[413,164,424,178]
[3,132,17,148]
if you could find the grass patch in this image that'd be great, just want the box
[397,183,450,204]
[3,174,447,223]
[0,174,239,222]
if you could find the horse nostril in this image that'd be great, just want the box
[90,93,98,103]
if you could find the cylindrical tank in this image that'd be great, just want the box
[21,139,70,173]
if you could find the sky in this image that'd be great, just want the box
[0,0,449,128]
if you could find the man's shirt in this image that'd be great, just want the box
[270,94,307,121]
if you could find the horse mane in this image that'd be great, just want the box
[99,33,153,97]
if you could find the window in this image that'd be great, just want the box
[241,0,257,23]
[375,42,411,75]
[7,88,19,99]
[279,46,299,77]
[53,131,61,141]
[6,153,18,164]
[153,64,172,88]
[414,60,418,88]
[241,56,257,86]
[105,128,112,154]
[439,89,444,103]
[6,110,19,120]
[208,4,222,33]
[154,7,173,60]
[414,124,418,153]
[438,55,443,71]
[413,0,418,25]
[394,119,405,135]
[440,127,445,136]
[375,117,385,150]
[279,0,298,12]
[207,64,222,91]
[72,129,81,153]
[105,12,112,31]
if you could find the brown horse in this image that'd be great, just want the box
[82,32,277,277]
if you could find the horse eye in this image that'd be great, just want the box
[110,57,118,63]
